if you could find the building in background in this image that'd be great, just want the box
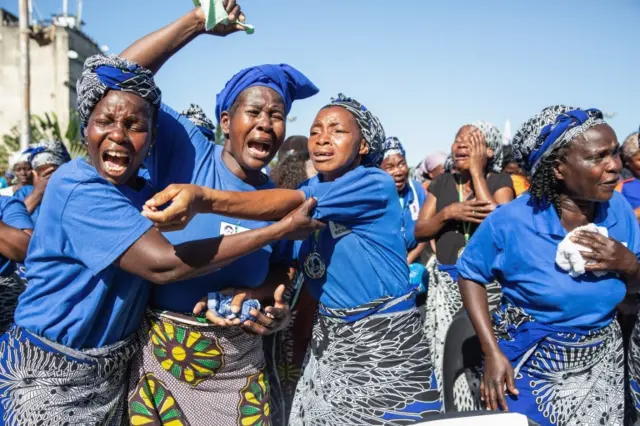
[0,8,100,138]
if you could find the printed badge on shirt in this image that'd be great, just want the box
[220,222,250,236]
[329,221,352,239]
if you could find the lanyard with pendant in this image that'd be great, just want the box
[457,177,471,258]
[303,229,326,279]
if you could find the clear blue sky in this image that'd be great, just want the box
[7,0,640,165]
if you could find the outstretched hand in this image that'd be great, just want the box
[195,0,247,36]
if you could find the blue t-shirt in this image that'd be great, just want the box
[15,159,154,349]
[145,103,218,190]
[0,197,32,277]
[620,178,640,210]
[296,166,410,309]
[13,184,40,224]
[457,192,640,329]
[400,180,427,251]
[146,104,291,313]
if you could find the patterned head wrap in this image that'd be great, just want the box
[76,54,162,133]
[382,137,406,161]
[182,104,215,142]
[325,93,386,167]
[9,151,31,170]
[24,140,72,169]
[511,105,605,176]
[215,64,319,122]
[466,121,505,173]
[444,154,453,173]
[621,132,640,163]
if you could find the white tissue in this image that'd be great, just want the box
[555,224,608,278]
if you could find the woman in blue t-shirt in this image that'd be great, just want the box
[145,94,444,424]
[379,137,429,295]
[118,7,319,424]
[0,50,320,425]
[618,131,640,220]
[457,106,639,425]
[0,197,32,333]
[14,139,72,225]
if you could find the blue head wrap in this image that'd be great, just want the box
[215,64,319,122]
[182,104,215,142]
[382,137,406,160]
[24,140,72,169]
[512,106,605,176]
[325,93,386,167]
[76,54,162,134]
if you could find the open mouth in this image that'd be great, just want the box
[601,179,618,189]
[247,140,272,160]
[102,149,131,177]
[454,153,469,162]
[312,150,334,163]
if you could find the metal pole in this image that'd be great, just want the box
[76,0,83,29]
[18,0,31,152]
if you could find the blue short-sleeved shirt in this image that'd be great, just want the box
[457,192,640,329]
[295,166,410,309]
[400,180,427,251]
[15,159,154,349]
[13,185,40,224]
[620,178,640,210]
[146,104,291,313]
[0,197,32,277]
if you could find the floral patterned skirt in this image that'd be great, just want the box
[127,310,271,426]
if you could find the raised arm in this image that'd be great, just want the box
[118,197,320,285]
[120,2,244,74]
[142,184,306,232]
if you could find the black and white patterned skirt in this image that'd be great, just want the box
[289,294,442,425]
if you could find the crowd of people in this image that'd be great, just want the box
[0,2,639,426]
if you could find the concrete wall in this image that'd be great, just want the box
[0,15,100,141]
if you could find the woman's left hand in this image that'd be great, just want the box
[192,284,292,335]
[241,284,292,335]
[572,231,639,276]
[468,127,488,175]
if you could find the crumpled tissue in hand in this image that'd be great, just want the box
[555,223,608,278]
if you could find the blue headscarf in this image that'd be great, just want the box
[76,54,162,133]
[382,137,406,160]
[512,106,605,176]
[325,94,386,167]
[215,64,319,122]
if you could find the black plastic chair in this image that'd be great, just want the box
[442,311,483,412]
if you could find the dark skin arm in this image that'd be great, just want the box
[0,222,31,262]
[117,198,322,285]
[459,277,519,411]
[142,184,306,232]
[407,242,428,264]
[572,230,640,294]
[22,166,55,214]
[120,2,245,74]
